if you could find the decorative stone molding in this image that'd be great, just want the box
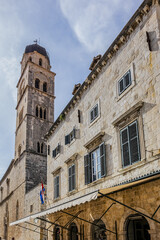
[96,67,101,73]
[92,74,96,80]
[120,35,126,43]
[65,153,78,164]
[107,53,112,59]
[52,167,61,176]
[101,60,107,66]
[84,131,105,150]
[113,44,119,52]
[135,16,142,24]
[128,27,134,34]
[143,4,150,14]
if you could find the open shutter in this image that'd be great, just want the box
[68,166,72,191]
[73,128,76,139]
[57,144,60,154]
[120,128,130,167]
[129,121,140,164]
[100,142,106,177]
[124,70,131,87]
[119,78,124,94]
[65,134,69,145]
[72,165,75,190]
[84,154,91,184]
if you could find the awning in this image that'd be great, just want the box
[10,190,98,226]
[10,172,160,226]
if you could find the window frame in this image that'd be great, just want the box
[84,142,106,185]
[118,69,132,95]
[65,128,76,145]
[120,120,141,168]
[52,144,61,158]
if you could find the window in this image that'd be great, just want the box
[16,200,19,220]
[35,79,40,89]
[41,143,43,154]
[44,109,46,119]
[118,70,131,95]
[30,204,33,213]
[40,107,42,118]
[52,144,60,158]
[90,103,99,123]
[29,57,32,62]
[36,106,39,117]
[54,175,60,199]
[37,142,40,153]
[6,178,10,195]
[120,120,140,167]
[48,145,50,155]
[18,145,22,157]
[84,143,106,185]
[43,82,47,92]
[39,58,42,66]
[68,164,75,192]
[65,128,76,145]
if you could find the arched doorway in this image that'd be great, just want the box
[53,226,60,240]
[126,214,150,240]
[91,219,107,240]
[69,222,78,240]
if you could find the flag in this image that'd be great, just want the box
[40,182,45,204]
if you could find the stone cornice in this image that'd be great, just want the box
[45,0,153,139]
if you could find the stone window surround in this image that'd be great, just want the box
[113,101,145,171]
[116,62,136,101]
[65,153,78,196]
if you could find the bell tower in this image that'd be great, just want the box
[15,43,55,192]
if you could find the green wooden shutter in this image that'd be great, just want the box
[84,154,92,184]
[120,127,130,167]
[65,134,69,145]
[129,121,140,164]
[100,142,106,177]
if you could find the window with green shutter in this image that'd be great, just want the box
[68,164,76,192]
[65,128,76,145]
[90,104,99,123]
[84,142,106,185]
[54,175,59,199]
[52,144,61,158]
[120,120,141,167]
[118,70,131,95]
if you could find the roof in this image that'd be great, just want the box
[25,44,50,63]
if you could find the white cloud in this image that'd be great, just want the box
[59,0,143,53]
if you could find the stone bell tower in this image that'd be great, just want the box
[15,43,55,193]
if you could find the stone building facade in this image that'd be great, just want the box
[33,0,159,240]
[0,44,55,240]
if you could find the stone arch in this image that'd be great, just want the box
[91,219,107,240]
[119,207,157,240]
[68,222,79,240]
[53,225,61,240]
[39,58,42,66]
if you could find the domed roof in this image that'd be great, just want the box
[25,44,50,62]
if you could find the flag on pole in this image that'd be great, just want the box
[40,182,45,204]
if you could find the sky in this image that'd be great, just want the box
[0,0,143,179]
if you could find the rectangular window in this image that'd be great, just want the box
[54,175,60,199]
[65,128,76,145]
[68,164,75,192]
[120,120,141,167]
[118,70,131,95]
[84,143,106,185]
[52,144,60,158]
[90,103,99,123]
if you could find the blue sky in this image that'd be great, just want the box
[0,0,143,179]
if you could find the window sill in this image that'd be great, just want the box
[116,82,135,102]
[54,153,60,160]
[118,158,146,174]
[89,115,100,128]
[67,189,78,197]
[87,177,105,187]
[53,197,61,203]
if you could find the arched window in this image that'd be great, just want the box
[69,223,78,240]
[41,143,43,154]
[29,57,32,62]
[18,145,22,157]
[35,79,40,89]
[40,107,42,118]
[54,226,60,240]
[91,219,107,240]
[36,106,39,117]
[39,58,42,66]
[43,82,47,92]
[126,214,150,240]
[16,201,19,220]
[37,142,40,153]
[44,109,46,119]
